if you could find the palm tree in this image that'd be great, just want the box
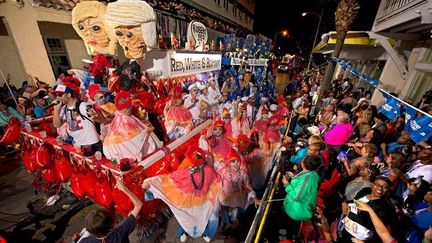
[319,0,360,100]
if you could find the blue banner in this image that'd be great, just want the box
[404,106,418,131]
[406,115,432,144]
[379,96,402,120]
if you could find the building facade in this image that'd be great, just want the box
[0,0,255,87]
[371,0,432,105]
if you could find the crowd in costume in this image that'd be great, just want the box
[1,0,432,242]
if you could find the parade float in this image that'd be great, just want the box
[0,0,223,236]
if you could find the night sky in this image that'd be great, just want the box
[254,0,380,56]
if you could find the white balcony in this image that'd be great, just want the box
[372,0,432,33]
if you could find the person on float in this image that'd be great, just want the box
[240,96,253,123]
[269,104,278,118]
[262,115,284,157]
[164,86,193,140]
[248,115,284,189]
[255,96,269,121]
[87,83,116,140]
[217,149,260,230]
[198,83,211,105]
[53,77,101,155]
[233,102,251,137]
[141,148,221,243]
[203,118,235,170]
[249,106,269,144]
[106,0,157,89]
[221,107,237,143]
[183,83,200,123]
[196,99,212,125]
[274,95,290,119]
[218,93,233,119]
[88,83,115,118]
[103,91,163,162]
[207,76,221,106]
[221,75,239,100]
[71,0,118,56]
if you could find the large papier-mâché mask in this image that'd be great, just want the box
[77,17,110,55]
[114,25,146,59]
[71,1,117,56]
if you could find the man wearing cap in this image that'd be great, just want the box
[183,83,200,122]
[53,77,101,153]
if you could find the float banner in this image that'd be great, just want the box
[169,52,221,77]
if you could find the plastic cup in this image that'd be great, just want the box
[94,151,102,160]
[39,130,47,139]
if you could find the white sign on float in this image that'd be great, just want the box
[230,58,268,66]
[138,50,221,78]
[187,21,208,51]
[169,52,221,77]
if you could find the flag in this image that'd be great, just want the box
[406,115,432,144]
[379,96,401,120]
[404,106,417,131]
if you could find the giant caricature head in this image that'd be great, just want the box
[106,0,157,59]
[71,1,118,56]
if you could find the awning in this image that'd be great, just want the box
[312,31,396,54]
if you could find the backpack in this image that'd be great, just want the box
[64,101,101,135]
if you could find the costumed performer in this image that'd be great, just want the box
[203,118,235,170]
[103,91,163,162]
[142,148,221,242]
[87,83,115,139]
[164,86,193,140]
[217,149,260,228]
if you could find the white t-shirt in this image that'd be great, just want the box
[207,86,221,105]
[405,160,432,183]
[183,94,200,120]
[60,102,99,146]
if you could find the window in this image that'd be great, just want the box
[42,37,71,78]
[44,37,66,53]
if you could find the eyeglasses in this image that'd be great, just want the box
[373,183,389,190]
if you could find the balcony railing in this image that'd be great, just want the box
[376,0,426,22]
[372,0,430,32]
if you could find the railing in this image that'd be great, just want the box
[376,0,426,22]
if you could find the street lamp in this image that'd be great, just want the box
[273,29,288,51]
[302,9,323,72]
